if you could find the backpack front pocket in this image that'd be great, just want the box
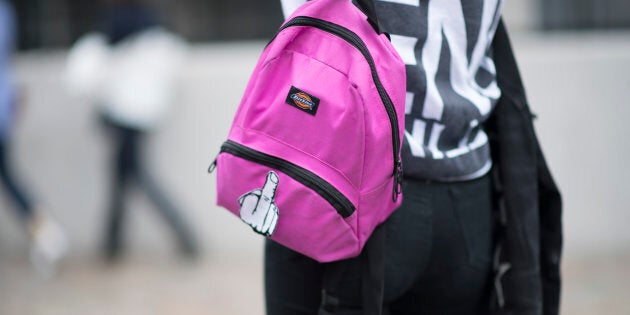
[214,140,360,262]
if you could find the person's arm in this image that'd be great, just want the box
[280,0,308,20]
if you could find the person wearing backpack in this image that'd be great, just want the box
[0,0,69,276]
[263,1,563,315]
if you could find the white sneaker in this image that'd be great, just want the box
[28,214,69,278]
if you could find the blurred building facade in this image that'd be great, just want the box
[9,0,630,50]
[10,0,284,49]
[542,0,630,30]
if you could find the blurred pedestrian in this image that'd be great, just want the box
[0,0,68,276]
[65,0,198,261]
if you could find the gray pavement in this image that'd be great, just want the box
[1,32,630,314]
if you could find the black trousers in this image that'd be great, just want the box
[103,120,197,257]
[0,139,33,219]
[265,175,494,314]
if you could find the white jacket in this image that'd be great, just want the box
[66,28,186,130]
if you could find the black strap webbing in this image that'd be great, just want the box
[361,224,386,315]
[353,0,384,34]
[320,224,386,315]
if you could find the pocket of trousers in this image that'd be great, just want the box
[452,177,494,271]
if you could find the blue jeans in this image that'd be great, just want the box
[101,118,198,259]
[0,139,33,219]
[265,174,494,314]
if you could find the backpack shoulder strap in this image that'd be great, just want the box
[353,0,384,35]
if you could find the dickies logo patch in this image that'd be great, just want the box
[292,92,314,110]
[286,86,320,115]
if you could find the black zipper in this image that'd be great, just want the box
[278,16,403,200]
[217,140,356,218]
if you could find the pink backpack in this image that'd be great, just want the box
[210,0,406,262]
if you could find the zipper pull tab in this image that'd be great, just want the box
[207,157,217,173]
[392,158,403,202]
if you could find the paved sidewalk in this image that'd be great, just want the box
[1,251,629,315]
[0,252,265,315]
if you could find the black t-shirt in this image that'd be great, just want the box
[281,0,505,181]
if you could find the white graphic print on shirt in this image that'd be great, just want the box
[377,0,504,181]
